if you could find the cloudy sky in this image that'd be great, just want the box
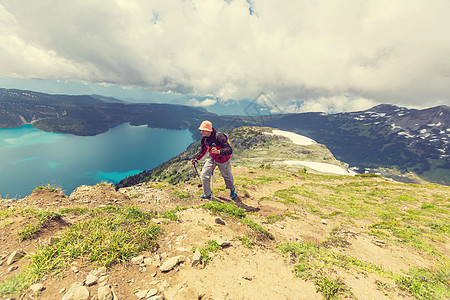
[1,0,449,113]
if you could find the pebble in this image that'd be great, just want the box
[131,255,145,265]
[215,218,226,225]
[6,250,26,265]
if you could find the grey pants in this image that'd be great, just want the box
[201,156,234,196]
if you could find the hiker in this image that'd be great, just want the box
[191,120,236,199]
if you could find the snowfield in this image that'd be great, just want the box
[284,160,357,176]
[265,129,356,176]
[265,130,316,146]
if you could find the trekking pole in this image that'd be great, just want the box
[211,143,216,201]
[192,162,202,187]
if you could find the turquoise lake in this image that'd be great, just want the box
[0,123,195,198]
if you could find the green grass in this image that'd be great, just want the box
[0,272,34,297]
[0,206,161,298]
[236,173,282,186]
[194,240,222,265]
[16,210,63,241]
[269,178,449,260]
[395,266,450,300]
[171,188,191,199]
[315,277,351,300]
[129,193,142,199]
[33,184,63,193]
[201,202,273,240]
[239,236,254,248]
[242,218,274,240]
[264,214,284,223]
[0,207,17,219]
[95,181,113,188]
[2,220,14,227]
[277,239,450,300]
[202,202,246,218]
[17,224,41,241]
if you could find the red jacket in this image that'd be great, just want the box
[195,128,232,163]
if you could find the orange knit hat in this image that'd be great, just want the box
[198,120,213,131]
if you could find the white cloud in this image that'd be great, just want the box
[0,0,449,112]
[298,96,378,113]
[187,98,217,107]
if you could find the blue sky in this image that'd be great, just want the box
[1,0,449,112]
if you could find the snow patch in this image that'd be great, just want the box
[284,161,357,176]
[398,132,413,138]
[265,130,315,146]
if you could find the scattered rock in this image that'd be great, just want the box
[6,250,26,265]
[131,255,145,265]
[90,267,107,277]
[144,257,153,266]
[135,290,149,299]
[85,274,98,286]
[7,266,18,273]
[146,289,158,297]
[321,219,327,225]
[192,248,202,266]
[274,223,284,229]
[62,282,89,300]
[215,217,226,225]
[215,237,232,248]
[97,286,113,300]
[160,255,185,272]
[30,283,45,292]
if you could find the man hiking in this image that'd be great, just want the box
[191,120,236,199]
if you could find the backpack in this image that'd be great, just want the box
[216,132,231,147]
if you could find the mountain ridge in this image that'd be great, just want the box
[116,126,354,190]
[1,88,448,185]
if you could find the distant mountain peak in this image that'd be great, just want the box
[364,104,401,113]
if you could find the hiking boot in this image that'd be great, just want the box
[201,194,211,199]
[230,187,236,199]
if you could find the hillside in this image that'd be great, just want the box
[0,88,222,136]
[115,126,352,189]
[264,104,450,185]
[1,88,448,184]
[0,127,449,300]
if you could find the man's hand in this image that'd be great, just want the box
[191,159,198,165]
[211,147,220,155]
